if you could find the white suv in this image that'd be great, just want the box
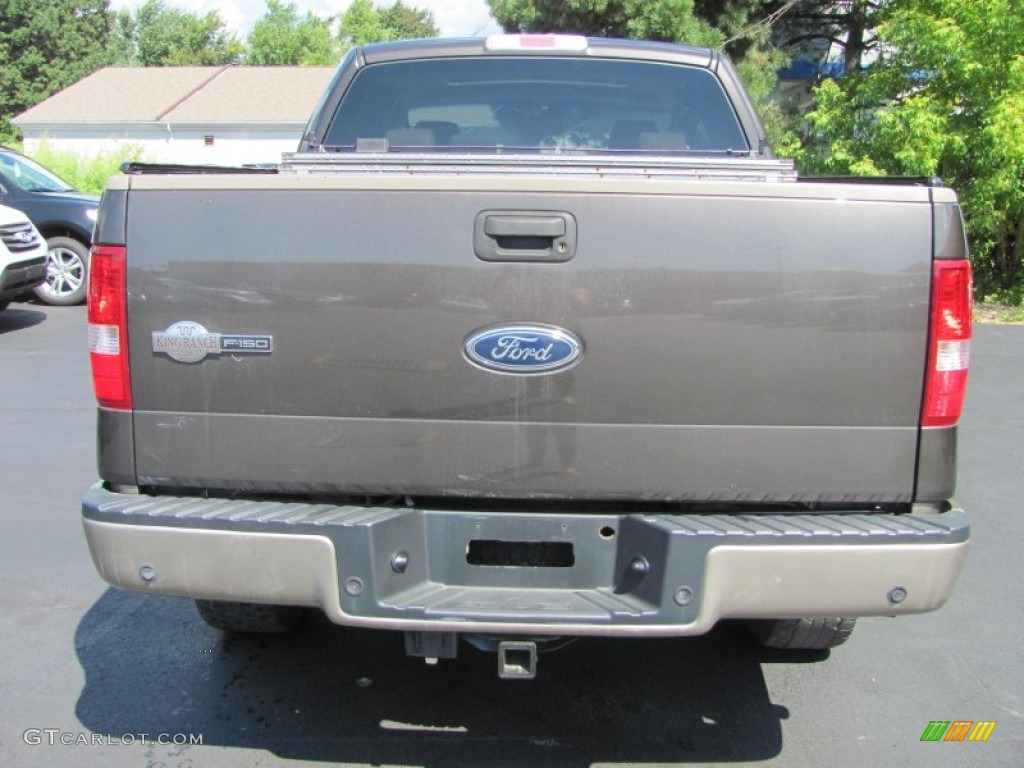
[0,203,48,312]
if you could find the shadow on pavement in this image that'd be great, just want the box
[0,305,46,333]
[76,589,790,766]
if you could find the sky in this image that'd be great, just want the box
[107,0,503,39]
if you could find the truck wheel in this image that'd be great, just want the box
[34,236,89,306]
[747,617,856,649]
[195,599,304,633]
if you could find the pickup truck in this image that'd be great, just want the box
[82,36,972,679]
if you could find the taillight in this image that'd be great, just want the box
[922,260,972,427]
[87,245,132,409]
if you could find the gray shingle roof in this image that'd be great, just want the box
[14,66,336,125]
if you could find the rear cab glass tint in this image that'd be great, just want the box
[323,57,749,155]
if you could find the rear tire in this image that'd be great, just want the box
[747,617,856,650]
[195,599,304,634]
[34,236,89,306]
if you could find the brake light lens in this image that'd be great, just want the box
[87,245,132,409]
[485,34,589,52]
[922,260,972,427]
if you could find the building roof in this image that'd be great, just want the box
[14,66,336,126]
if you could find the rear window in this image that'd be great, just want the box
[323,57,749,155]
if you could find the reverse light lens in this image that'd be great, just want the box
[922,260,972,427]
[87,324,120,356]
[934,339,970,372]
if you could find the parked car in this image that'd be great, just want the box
[0,203,48,312]
[0,146,99,305]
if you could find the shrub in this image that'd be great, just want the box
[25,140,147,196]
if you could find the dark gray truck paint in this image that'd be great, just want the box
[84,37,969,645]
[123,183,932,501]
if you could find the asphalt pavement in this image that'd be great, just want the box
[0,300,1021,767]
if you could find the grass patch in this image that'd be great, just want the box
[975,302,1024,324]
[25,140,147,196]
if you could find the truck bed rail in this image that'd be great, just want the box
[278,152,799,182]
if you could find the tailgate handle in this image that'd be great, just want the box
[484,216,565,238]
[475,210,577,262]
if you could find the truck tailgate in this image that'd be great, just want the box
[120,174,933,503]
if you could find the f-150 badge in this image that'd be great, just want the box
[152,321,272,363]
[464,324,582,374]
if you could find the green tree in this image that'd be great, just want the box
[489,0,714,41]
[246,0,338,65]
[379,1,438,40]
[338,0,439,48]
[109,9,139,66]
[117,0,244,66]
[801,0,1024,302]
[747,0,883,73]
[487,1,806,58]
[338,0,393,46]
[0,0,112,142]
[733,0,884,74]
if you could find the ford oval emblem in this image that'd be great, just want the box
[464,324,583,374]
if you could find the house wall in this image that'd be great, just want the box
[20,126,304,166]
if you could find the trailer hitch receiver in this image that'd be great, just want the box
[497,640,537,680]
